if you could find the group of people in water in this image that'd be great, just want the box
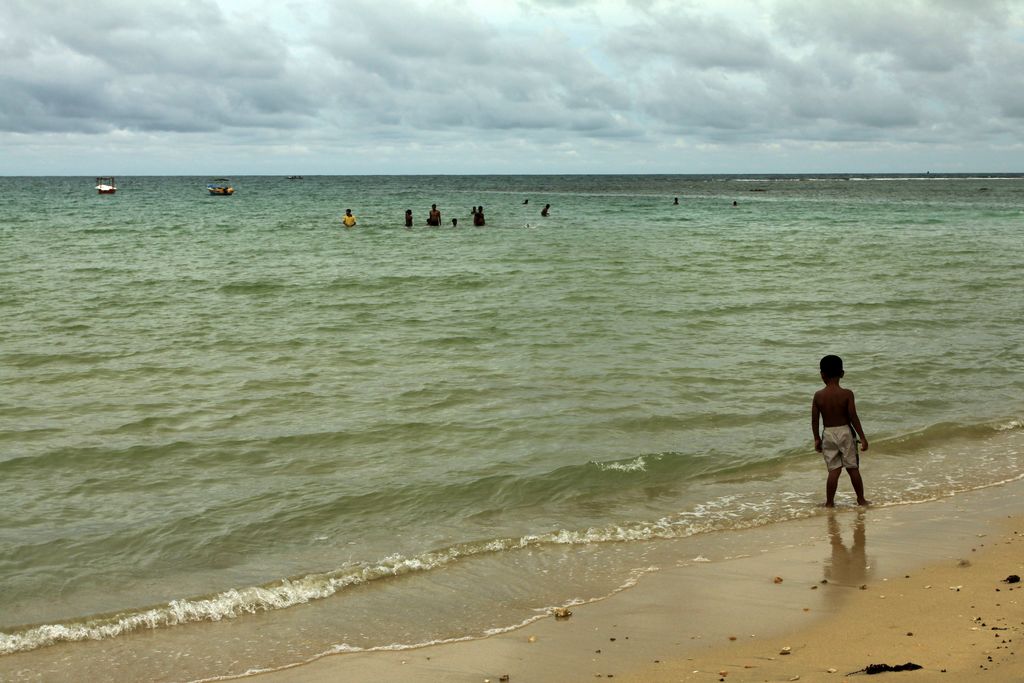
[415,204,492,228]
[339,196,723,229]
[341,200,553,229]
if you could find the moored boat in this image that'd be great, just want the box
[207,178,234,196]
[95,177,117,194]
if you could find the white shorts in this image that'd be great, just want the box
[821,425,859,471]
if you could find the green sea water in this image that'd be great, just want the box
[1,174,1023,681]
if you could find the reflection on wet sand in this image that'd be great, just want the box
[824,509,870,590]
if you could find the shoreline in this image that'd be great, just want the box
[251,478,1024,683]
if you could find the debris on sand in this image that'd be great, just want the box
[552,607,573,619]
[1002,574,1020,584]
[846,662,923,675]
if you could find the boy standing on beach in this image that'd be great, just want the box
[812,355,870,507]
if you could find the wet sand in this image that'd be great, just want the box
[253,479,1024,683]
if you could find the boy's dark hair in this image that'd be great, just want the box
[820,354,844,378]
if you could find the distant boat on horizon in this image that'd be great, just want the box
[207,178,234,196]
[95,177,116,194]
[286,175,304,180]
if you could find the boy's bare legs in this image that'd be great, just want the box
[824,467,843,507]
[846,467,870,506]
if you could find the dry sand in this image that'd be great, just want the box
[253,480,1024,683]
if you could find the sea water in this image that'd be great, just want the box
[1,174,1023,681]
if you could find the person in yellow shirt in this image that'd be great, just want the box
[342,209,357,228]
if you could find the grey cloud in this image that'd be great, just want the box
[609,12,779,73]
[771,0,1008,74]
[993,89,1024,120]
[594,1,1023,147]
[0,0,316,135]
[304,1,633,138]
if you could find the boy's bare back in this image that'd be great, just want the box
[811,357,868,453]
[813,384,857,428]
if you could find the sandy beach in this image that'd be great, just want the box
[622,515,1024,682]
[253,478,1024,683]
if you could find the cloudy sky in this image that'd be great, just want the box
[2,0,1023,175]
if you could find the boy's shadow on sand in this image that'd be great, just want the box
[823,509,870,590]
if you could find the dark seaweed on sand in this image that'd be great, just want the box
[847,662,923,675]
